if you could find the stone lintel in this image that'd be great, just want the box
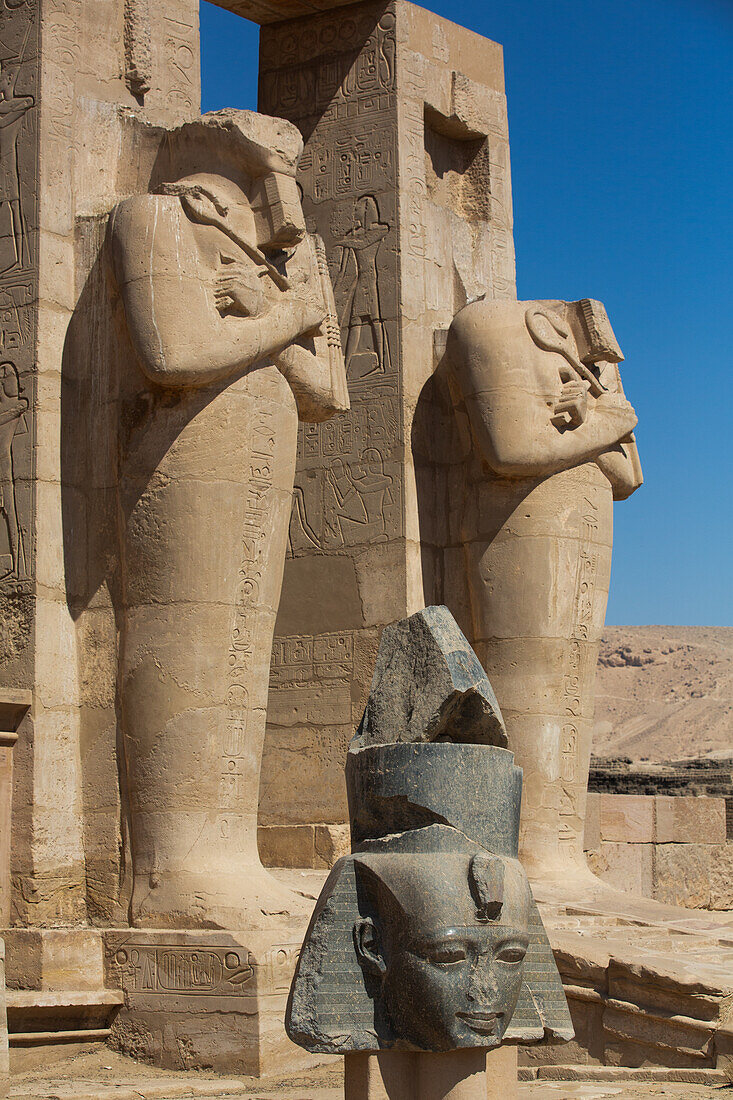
[209,0,379,25]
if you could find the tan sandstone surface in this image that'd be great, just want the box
[594,626,733,761]
[6,1049,730,1100]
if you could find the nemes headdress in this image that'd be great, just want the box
[286,606,573,1053]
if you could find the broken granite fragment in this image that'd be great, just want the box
[354,605,507,749]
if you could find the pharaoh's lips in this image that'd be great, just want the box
[456,1011,502,1034]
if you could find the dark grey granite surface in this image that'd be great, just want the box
[286,606,573,1054]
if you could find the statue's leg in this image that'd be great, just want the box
[118,369,310,929]
[463,465,613,886]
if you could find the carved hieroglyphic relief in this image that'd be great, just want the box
[0,359,28,580]
[260,5,519,856]
[113,945,255,996]
[262,7,402,554]
[163,13,197,119]
[222,414,278,814]
[0,0,37,665]
[558,494,599,844]
[109,939,300,997]
[270,631,354,687]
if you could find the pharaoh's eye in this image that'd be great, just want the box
[496,944,527,964]
[430,944,467,965]
[411,939,468,965]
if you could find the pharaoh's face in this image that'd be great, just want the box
[355,852,531,1051]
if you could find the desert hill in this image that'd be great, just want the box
[593,626,733,761]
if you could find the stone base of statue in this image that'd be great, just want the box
[103,923,320,1076]
[0,939,8,1084]
[345,1048,517,1100]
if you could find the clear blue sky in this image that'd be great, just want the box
[200,0,732,627]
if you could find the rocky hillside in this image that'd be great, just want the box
[593,626,733,761]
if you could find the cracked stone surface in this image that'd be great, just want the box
[353,605,507,750]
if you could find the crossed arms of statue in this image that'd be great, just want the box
[446,298,642,496]
[107,187,348,423]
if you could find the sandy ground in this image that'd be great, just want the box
[6,1048,732,1100]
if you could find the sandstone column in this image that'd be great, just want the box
[258,0,515,863]
[0,0,199,1023]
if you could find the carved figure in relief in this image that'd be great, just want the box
[0,53,34,273]
[324,448,393,546]
[107,110,348,929]
[334,194,391,381]
[0,360,26,578]
[445,299,642,892]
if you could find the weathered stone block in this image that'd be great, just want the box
[672,798,726,845]
[259,825,318,870]
[653,844,712,909]
[258,824,350,869]
[655,796,676,843]
[598,794,655,844]
[104,927,315,1076]
[709,844,733,910]
[587,841,653,897]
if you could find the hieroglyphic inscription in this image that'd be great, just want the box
[0,0,37,654]
[163,14,197,119]
[109,940,300,997]
[558,495,599,841]
[270,631,353,687]
[0,359,28,579]
[221,416,276,809]
[261,6,402,553]
[112,945,254,995]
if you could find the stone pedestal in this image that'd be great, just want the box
[103,926,319,1075]
[344,1048,518,1100]
[258,0,515,863]
[0,691,31,927]
[0,939,7,1088]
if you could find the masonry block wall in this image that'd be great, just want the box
[584,794,732,910]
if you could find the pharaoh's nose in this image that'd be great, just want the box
[467,957,499,1003]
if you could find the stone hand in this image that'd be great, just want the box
[551,380,588,428]
[289,291,327,338]
[214,260,266,317]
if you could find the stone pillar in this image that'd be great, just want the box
[0,0,198,994]
[344,1048,518,1100]
[258,0,515,863]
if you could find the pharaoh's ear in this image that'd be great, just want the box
[353,918,386,978]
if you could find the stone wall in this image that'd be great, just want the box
[584,794,733,910]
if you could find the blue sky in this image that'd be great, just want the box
[201,0,732,627]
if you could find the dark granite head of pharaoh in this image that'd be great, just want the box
[353,848,531,1051]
